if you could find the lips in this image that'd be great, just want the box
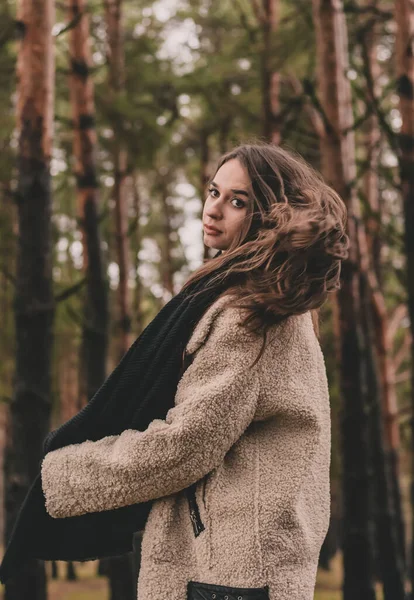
[204,224,221,234]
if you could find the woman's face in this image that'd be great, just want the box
[202,158,251,251]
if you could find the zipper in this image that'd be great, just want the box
[186,481,205,537]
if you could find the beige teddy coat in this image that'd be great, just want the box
[41,293,331,600]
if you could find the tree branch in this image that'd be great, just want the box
[55,277,87,303]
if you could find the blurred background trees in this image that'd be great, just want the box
[0,0,413,599]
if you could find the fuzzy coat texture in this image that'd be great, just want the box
[41,293,331,600]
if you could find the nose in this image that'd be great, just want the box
[205,197,223,221]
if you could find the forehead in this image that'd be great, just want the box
[214,159,251,189]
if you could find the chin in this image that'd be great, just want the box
[205,241,226,252]
[203,231,230,252]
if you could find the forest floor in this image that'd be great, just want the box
[0,552,387,599]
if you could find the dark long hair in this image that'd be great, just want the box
[181,140,349,361]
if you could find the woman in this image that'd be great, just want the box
[41,142,349,600]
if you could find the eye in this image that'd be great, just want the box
[208,187,219,198]
[231,198,246,209]
[207,187,246,209]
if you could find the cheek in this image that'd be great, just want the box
[230,213,247,232]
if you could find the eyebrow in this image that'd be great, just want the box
[210,181,249,198]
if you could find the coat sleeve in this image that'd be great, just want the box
[41,305,266,518]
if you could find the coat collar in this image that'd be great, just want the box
[185,293,235,356]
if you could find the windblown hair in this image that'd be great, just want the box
[181,140,349,364]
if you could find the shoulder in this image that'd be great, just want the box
[186,293,266,357]
[185,293,310,358]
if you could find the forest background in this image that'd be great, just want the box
[0,0,414,599]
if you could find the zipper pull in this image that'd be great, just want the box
[189,507,205,536]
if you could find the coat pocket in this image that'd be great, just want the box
[187,580,270,600]
[187,467,219,539]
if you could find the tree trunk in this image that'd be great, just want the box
[68,0,111,585]
[394,0,414,593]
[312,0,376,597]
[130,172,146,335]
[160,180,174,296]
[4,0,55,597]
[58,335,79,422]
[107,555,136,599]
[0,180,16,547]
[51,561,58,579]
[68,0,109,409]
[66,561,77,581]
[105,0,132,360]
[103,0,136,595]
[260,0,281,143]
[113,145,132,356]
[312,1,406,597]
[218,116,231,154]
[318,295,343,571]
[57,337,79,581]
[362,8,407,582]
[200,130,212,262]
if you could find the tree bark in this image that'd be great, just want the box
[105,0,132,360]
[361,7,407,579]
[58,334,79,422]
[68,0,109,410]
[312,0,378,597]
[4,0,55,597]
[68,0,112,585]
[0,180,16,547]
[160,182,174,296]
[200,130,213,262]
[313,0,406,595]
[394,0,414,593]
[130,172,144,335]
[103,0,136,595]
[260,0,281,143]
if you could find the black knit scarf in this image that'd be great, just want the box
[0,251,236,583]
